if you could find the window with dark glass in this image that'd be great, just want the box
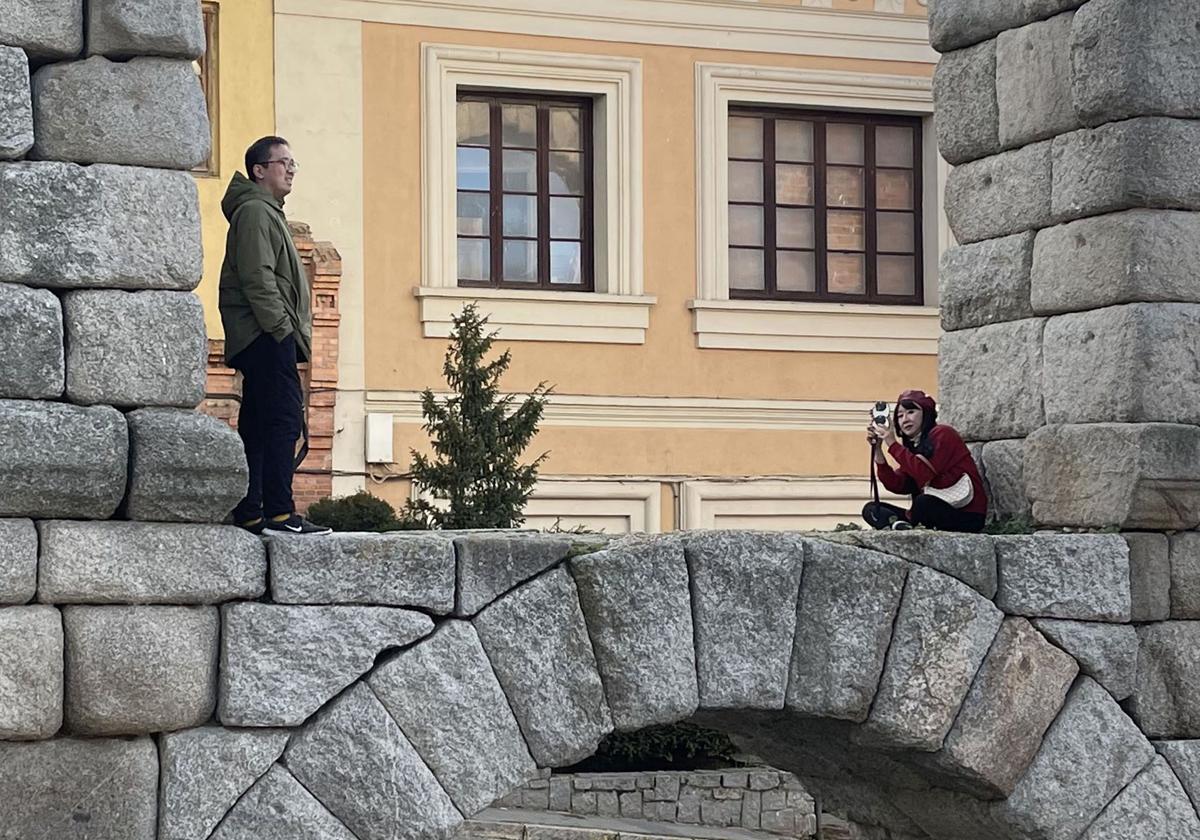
[727,108,922,304]
[456,93,593,290]
[191,1,219,176]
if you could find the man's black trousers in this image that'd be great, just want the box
[230,332,302,522]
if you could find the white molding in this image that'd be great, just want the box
[681,477,904,531]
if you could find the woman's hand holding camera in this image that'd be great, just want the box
[866,421,897,463]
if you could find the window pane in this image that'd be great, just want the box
[827,210,865,252]
[827,123,864,165]
[877,125,914,168]
[550,196,581,238]
[775,164,814,205]
[457,238,489,282]
[776,120,814,162]
[456,147,489,190]
[729,116,763,159]
[456,101,489,145]
[503,239,537,282]
[878,211,915,253]
[729,248,765,291]
[878,255,917,296]
[729,161,764,202]
[550,107,582,151]
[503,194,537,237]
[549,151,584,195]
[457,191,488,236]
[550,241,583,284]
[502,149,536,192]
[777,208,814,249]
[501,104,536,147]
[828,253,866,295]
[729,205,764,247]
[826,166,864,207]
[777,251,815,292]
[877,169,914,210]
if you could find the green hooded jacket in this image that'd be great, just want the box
[218,172,312,364]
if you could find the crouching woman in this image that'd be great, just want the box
[862,390,987,532]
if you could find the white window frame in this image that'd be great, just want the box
[418,43,654,344]
[692,61,946,355]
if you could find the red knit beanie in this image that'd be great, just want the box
[896,389,936,415]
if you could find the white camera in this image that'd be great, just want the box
[870,401,890,429]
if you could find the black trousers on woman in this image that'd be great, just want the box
[862,495,986,533]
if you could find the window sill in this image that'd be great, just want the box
[688,298,941,354]
[415,286,657,344]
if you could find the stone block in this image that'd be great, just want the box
[684,531,805,709]
[32,56,209,169]
[550,777,572,810]
[87,0,205,59]
[37,520,265,605]
[285,682,462,840]
[0,0,84,59]
[1079,755,1200,839]
[0,283,62,399]
[996,13,1080,148]
[454,532,571,615]
[1127,532,1170,622]
[852,531,995,598]
[980,439,1029,520]
[0,518,35,604]
[158,726,290,840]
[1129,622,1200,739]
[944,140,1053,245]
[209,764,357,840]
[473,568,612,766]
[1155,740,1200,815]
[859,566,1004,751]
[786,542,907,722]
[269,532,456,613]
[0,400,126,519]
[994,535,1131,622]
[1169,532,1200,619]
[1052,118,1200,223]
[569,536,698,729]
[749,771,779,791]
[1032,211,1200,315]
[0,605,62,740]
[125,408,248,523]
[0,737,157,840]
[0,161,201,290]
[63,605,217,736]
[218,603,430,727]
[596,791,620,817]
[63,290,205,408]
[937,318,1045,441]
[938,232,1035,332]
[1032,619,1137,701]
[932,40,1000,165]
[1026,423,1200,530]
[928,0,1086,53]
[0,45,31,159]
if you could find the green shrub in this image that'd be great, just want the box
[833,522,863,532]
[984,514,1036,535]
[306,492,422,532]
[562,723,737,773]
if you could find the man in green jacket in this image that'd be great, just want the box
[219,135,330,535]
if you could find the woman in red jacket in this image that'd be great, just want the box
[862,389,988,532]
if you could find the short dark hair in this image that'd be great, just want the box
[244,136,290,183]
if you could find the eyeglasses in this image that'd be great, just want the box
[260,158,299,172]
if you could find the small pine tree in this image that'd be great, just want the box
[404,304,551,529]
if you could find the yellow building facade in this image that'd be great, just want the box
[197,0,942,533]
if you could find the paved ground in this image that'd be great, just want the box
[461,807,854,840]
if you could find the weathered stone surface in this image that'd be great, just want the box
[0,161,201,290]
[938,232,1035,332]
[454,532,572,615]
[369,621,537,816]
[218,603,432,727]
[38,520,265,605]
[32,57,209,169]
[159,726,290,840]
[0,0,83,59]
[853,531,995,598]
[996,13,1079,148]
[1052,118,1200,223]
[0,737,157,840]
[859,566,1003,751]
[1129,622,1200,739]
[473,568,612,767]
[1079,755,1200,839]
[1032,211,1200,315]
[210,764,358,840]
[994,535,1130,622]
[0,283,62,399]
[684,531,805,709]
[0,605,62,739]
[285,682,463,840]
[0,400,126,519]
[63,289,205,408]
[928,0,1086,53]
[1127,532,1170,622]
[269,532,455,611]
[980,439,1029,520]
[87,0,205,59]
[63,605,217,736]
[1155,740,1200,814]
[1032,619,1137,701]
[938,318,1045,441]
[786,541,907,722]
[569,536,697,729]
[125,408,248,523]
[1026,423,1200,530]
[1169,532,1200,619]
[0,518,35,604]
[0,46,31,159]
[944,140,1053,245]
[933,40,1000,165]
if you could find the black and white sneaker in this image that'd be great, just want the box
[890,520,914,531]
[263,515,333,535]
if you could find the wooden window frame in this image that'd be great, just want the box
[192,1,220,177]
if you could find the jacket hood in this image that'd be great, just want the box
[221,172,283,221]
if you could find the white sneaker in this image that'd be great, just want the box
[891,520,914,531]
